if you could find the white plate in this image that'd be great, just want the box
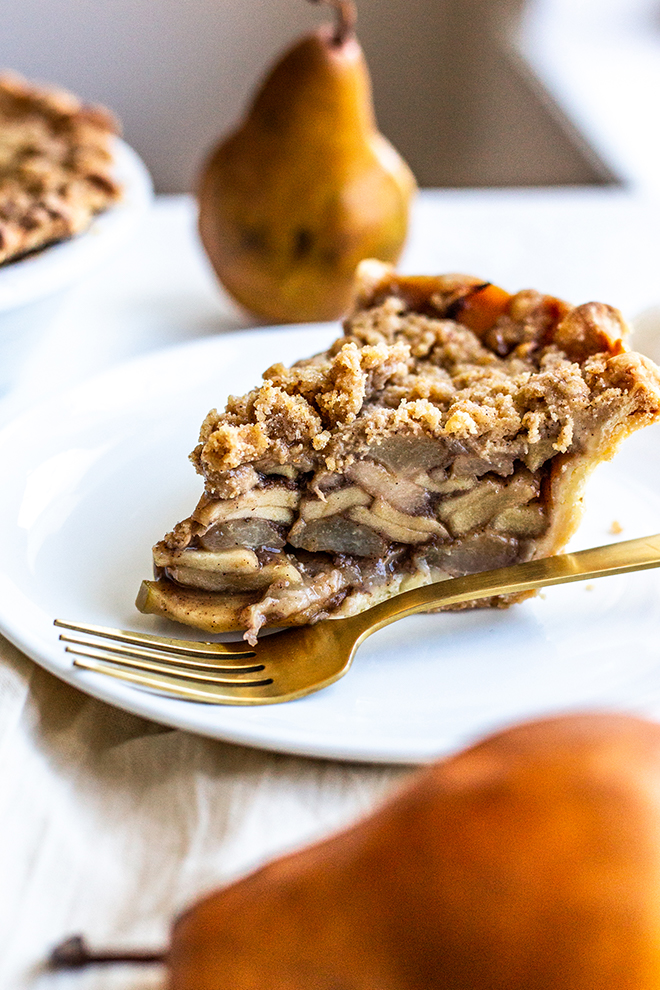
[2,324,660,764]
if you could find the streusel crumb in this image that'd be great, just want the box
[191,271,658,495]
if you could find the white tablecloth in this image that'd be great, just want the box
[4,189,660,987]
[0,639,404,988]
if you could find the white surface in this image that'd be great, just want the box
[0,636,403,990]
[521,0,660,193]
[0,0,601,192]
[2,321,660,764]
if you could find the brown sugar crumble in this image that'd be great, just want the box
[192,273,656,498]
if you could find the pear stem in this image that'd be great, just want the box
[308,0,357,46]
[48,935,166,970]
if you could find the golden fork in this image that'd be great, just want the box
[56,533,660,705]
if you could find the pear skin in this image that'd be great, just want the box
[168,713,660,989]
[198,12,416,324]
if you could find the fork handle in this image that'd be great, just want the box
[355,533,660,640]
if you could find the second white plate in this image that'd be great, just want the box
[2,324,660,764]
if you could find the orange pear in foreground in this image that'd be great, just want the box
[54,713,660,987]
[198,0,416,323]
[168,712,660,989]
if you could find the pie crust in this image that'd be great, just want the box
[138,260,660,642]
[0,72,121,264]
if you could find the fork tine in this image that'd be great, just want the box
[65,645,273,686]
[54,619,256,658]
[58,635,265,672]
[70,653,315,705]
[71,655,280,705]
[62,611,359,705]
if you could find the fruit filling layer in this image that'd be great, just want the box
[138,261,660,641]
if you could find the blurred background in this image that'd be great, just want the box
[0,0,657,192]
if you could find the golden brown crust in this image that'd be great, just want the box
[136,579,261,632]
[137,574,534,637]
[0,72,121,264]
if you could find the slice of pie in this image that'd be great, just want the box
[0,72,121,264]
[137,260,660,643]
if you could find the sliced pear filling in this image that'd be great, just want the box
[349,498,448,544]
[345,460,430,514]
[147,460,602,639]
[199,518,285,552]
[140,262,660,640]
[289,514,388,556]
[299,486,370,521]
[193,484,299,527]
[436,472,538,537]
[155,545,302,593]
[154,457,547,613]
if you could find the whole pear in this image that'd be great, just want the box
[168,713,660,989]
[198,0,416,324]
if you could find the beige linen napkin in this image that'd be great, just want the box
[0,636,409,989]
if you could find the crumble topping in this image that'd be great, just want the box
[0,72,121,264]
[192,277,652,493]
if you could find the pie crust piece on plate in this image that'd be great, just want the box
[137,260,660,643]
[0,71,121,264]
